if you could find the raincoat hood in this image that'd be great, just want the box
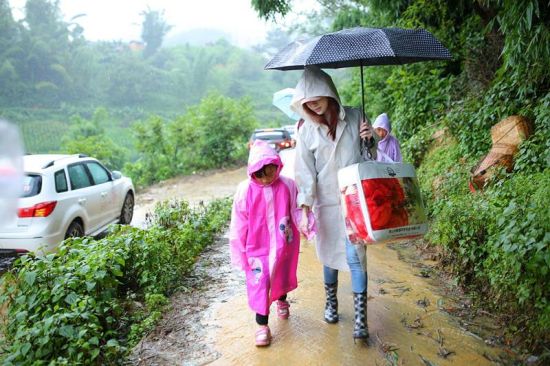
[372,113,402,163]
[373,113,391,134]
[290,66,346,121]
[247,140,283,181]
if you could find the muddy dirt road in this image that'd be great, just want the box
[130,150,511,365]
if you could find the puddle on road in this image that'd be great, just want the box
[206,240,506,365]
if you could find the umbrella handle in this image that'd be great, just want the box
[359,63,374,160]
[361,137,374,160]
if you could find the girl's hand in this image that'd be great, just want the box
[300,206,310,235]
[359,121,373,140]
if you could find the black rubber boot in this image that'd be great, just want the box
[353,291,369,340]
[324,282,339,323]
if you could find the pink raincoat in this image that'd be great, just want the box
[229,140,301,315]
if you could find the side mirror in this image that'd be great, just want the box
[111,171,122,180]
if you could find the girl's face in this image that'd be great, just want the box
[305,97,329,115]
[375,127,388,139]
[253,164,278,185]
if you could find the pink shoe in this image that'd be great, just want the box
[277,300,290,319]
[255,325,271,346]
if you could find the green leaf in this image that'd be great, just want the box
[106,339,119,347]
[86,281,96,291]
[112,267,123,277]
[59,325,75,338]
[65,293,78,306]
[15,311,28,322]
[526,2,533,30]
[24,271,37,286]
[44,316,54,329]
[21,343,31,356]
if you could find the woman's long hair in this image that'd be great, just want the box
[302,97,340,140]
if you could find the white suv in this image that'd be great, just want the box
[0,154,134,254]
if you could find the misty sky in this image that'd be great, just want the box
[8,0,315,48]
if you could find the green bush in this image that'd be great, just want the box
[482,171,550,339]
[418,123,549,345]
[514,92,550,174]
[0,197,232,364]
[416,138,473,214]
[420,141,492,280]
[386,66,453,142]
[124,94,257,188]
[422,163,550,344]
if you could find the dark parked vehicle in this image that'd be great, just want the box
[248,128,293,151]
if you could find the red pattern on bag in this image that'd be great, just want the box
[342,184,370,242]
[361,178,408,230]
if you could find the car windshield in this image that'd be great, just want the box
[22,174,42,197]
[254,131,287,140]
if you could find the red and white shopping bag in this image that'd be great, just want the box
[337,161,428,244]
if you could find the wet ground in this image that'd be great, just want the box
[129,150,514,366]
[131,166,248,228]
[130,237,512,365]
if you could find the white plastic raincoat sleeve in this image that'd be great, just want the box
[228,180,249,270]
[295,127,317,208]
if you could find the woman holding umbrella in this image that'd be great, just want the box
[291,66,376,341]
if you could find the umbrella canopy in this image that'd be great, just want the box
[265,26,451,156]
[265,27,451,70]
[272,88,301,121]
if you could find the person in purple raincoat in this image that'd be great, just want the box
[372,113,402,163]
[229,140,312,347]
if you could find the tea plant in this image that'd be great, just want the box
[0,197,232,364]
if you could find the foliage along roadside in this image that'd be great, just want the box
[417,130,550,350]
[0,197,232,364]
[124,93,258,188]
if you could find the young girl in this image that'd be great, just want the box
[229,139,309,347]
[372,113,402,163]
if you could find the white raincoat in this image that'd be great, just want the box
[291,67,377,271]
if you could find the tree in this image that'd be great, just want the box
[184,93,257,168]
[0,0,19,49]
[0,1,23,103]
[250,0,291,20]
[140,7,172,58]
[61,108,128,170]
[252,27,292,58]
[15,0,84,105]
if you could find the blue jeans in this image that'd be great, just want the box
[323,239,367,293]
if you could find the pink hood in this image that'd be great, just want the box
[247,139,283,181]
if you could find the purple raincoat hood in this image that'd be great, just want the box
[372,113,402,162]
[247,140,283,181]
[373,113,391,134]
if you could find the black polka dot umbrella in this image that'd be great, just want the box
[265,26,452,122]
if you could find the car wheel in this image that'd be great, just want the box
[65,220,84,239]
[119,192,134,225]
